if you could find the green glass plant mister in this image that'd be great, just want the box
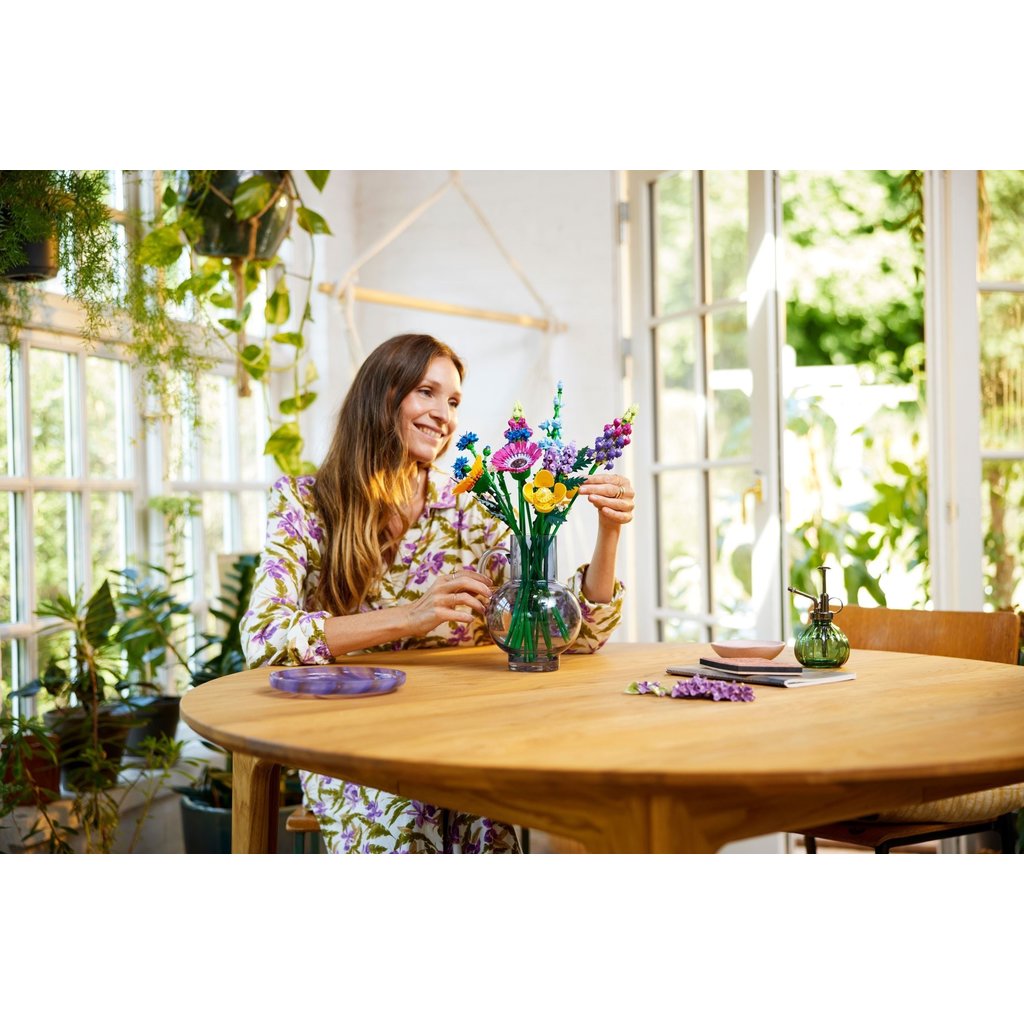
[788,565,850,668]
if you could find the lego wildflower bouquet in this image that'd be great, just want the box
[451,382,637,671]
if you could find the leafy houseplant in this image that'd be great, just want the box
[0,169,121,346]
[174,552,308,852]
[130,170,331,476]
[0,698,68,852]
[8,577,192,853]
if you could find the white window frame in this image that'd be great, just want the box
[2,170,275,712]
[924,170,985,610]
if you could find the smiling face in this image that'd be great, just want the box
[399,356,463,466]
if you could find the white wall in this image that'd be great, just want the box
[304,170,634,611]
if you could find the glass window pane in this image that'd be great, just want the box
[982,459,1024,611]
[659,618,703,643]
[33,492,71,608]
[167,404,188,481]
[0,493,12,622]
[655,320,699,464]
[709,309,752,460]
[657,469,704,614]
[705,171,748,301]
[202,492,227,604]
[29,349,70,477]
[1,637,16,693]
[654,172,695,316]
[980,170,1024,281]
[86,356,125,478]
[709,466,753,625]
[1,342,14,476]
[35,628,71,717]
[199,375,228,480]
[238,386,267,481]
[980,292,1024,451]
[240,490,268,554]
[90,492,127,585]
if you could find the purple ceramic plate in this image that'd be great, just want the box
[269,665,407,698]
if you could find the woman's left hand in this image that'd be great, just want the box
[578,473,634,526]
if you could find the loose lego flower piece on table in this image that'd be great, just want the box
[625,675,755,703]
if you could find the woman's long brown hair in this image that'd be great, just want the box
[312,333,465,615]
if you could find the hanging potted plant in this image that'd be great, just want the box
[0,169,121,346]
[130,170,331,476]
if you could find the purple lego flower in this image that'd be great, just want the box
[625,675,754,703]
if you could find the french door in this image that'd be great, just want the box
[627,171,785,643]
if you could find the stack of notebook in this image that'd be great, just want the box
[667,654,855,688]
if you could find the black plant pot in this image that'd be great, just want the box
[185,170,294,261]
[178,791,301,854]
[122,694,181,755]
[43,704,131,792]
[2,234,59,282]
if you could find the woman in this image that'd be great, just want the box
[241,333,634,853]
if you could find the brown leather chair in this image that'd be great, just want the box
[794,605,1023,854]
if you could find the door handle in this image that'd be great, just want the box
[741,475,764,525]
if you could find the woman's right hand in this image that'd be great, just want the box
[404,568,495,636]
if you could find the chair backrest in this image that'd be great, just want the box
[837,605,1021,665]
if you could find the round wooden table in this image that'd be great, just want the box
[180,641,1024,853]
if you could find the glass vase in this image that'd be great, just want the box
[482,539,582,672]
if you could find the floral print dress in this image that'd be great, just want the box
[241,468,625,854]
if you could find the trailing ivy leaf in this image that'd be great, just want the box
[232,175,272,221]
[305,171,330,191]
[279,391,317,414]
[218,317,244,333]
[137,225,184,268]
[243,261,262,292]
[265,280,291,326]
[272,331,304,348]
[296,206,331,235]
[264,422,302,457]
[240,344,270,380]
[208,290,235,309]
[296,459,318,475]
[304,360,319,384]
[162,185,178,209]
[274,450,302,476]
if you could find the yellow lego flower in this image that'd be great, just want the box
[523,468,569,513]
[452,454,484,495]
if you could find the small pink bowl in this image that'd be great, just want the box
[709,639,787,660]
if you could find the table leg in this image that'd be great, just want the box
[231,754,280,854]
